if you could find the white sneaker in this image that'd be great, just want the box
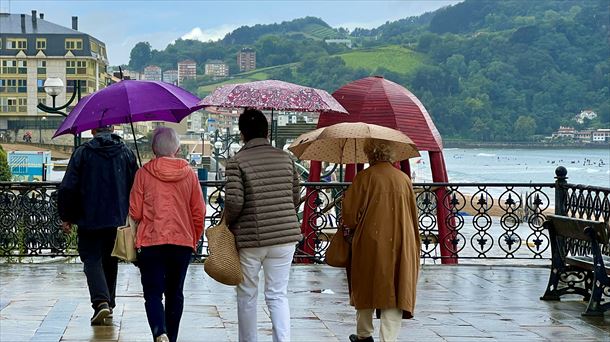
[155,334,170,342]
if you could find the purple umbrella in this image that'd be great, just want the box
[53,80,201,138]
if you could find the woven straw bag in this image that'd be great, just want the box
[204,214,243,285]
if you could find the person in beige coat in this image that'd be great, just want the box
[342,138,421,342]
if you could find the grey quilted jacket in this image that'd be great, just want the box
[224,138,302,248]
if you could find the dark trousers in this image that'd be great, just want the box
[77,228,118,309]
[138,245,192,342]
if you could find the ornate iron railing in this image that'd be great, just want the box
[1,167,608,263]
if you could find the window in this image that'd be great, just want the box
[0,79,17,92]
[36,38,46,50]
[66,79,86,93]
[66,60,87,75]
[37,97,47,112]
[17,98,27,112]
[17,60,27,74]
[37,79,45,93]
[1,60,16,74]
[17,79,27,93]
[6,39,27,49]
[0,98,26,112]
[37,60,46,74]
[65,39,83,50]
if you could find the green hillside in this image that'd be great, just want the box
[303,23,343,39]
[338,46,424,75]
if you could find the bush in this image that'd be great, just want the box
[0,144,11,181]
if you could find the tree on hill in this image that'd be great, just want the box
[128,42,152,72]
[0,145,11,181]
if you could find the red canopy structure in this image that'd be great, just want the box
[317,76,443,152]
[301,76,456,264]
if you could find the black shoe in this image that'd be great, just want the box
[349,334,374,342]
[91,302,111,326]
[107,307,113,319]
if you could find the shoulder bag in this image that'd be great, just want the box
[325,225,351,267]
[111,215,139,262]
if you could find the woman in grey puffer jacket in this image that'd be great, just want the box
[224,108,302,342]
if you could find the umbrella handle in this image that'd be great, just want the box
[129,117,142,167]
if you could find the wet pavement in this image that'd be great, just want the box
[0,263,608,341]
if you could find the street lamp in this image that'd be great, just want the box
[39,116,47,143]
[37,77,81,149]
[211,127,241,180]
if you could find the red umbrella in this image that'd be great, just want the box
[195,80,348,142]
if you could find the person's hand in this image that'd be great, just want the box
[61,222,72,234]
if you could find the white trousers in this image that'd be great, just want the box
[357,308,403,342]
[237,243,295,342]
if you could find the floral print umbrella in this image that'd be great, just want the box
[195,80,348,114]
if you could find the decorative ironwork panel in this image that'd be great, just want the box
[2,174,608,264]
[0,182,77,258]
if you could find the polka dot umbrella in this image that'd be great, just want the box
[288,122,420,164]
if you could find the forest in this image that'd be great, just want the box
[126,0,609,141]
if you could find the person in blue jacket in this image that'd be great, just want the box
[57,125,138,325]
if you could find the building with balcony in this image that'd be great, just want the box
[163,69,178,85]
[143,65,161,81]
[177,59,196,86]
[204,60,229,77]
[0,11,110,133]
[237,48,256,72]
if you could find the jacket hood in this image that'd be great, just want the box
[143,157,192,182]
[84,133,125,158]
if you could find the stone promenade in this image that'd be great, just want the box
[0,264,608,341]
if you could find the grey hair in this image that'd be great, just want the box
[151,127,180,157]
[363,138,395,163]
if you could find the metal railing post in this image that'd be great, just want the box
[554,166,568,216]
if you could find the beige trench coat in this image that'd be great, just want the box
[342,162,421,318]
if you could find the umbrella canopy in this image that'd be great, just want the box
[318,76,443,152]
[288,122,420,164]
[195,80,348,114]
[53,80,201,138]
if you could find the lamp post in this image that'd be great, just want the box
[39,116,47,143]
[37,77,81,149]
[211,128,241,179]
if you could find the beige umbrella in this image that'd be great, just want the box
[288,122,420,163]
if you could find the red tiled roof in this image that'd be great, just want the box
[318,76,443,151]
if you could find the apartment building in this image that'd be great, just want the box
[0,11,110,131]
[237,48,256,72]
[204,60,229,77]
[163,69,178,85]
[143,65,162,81]
[177,59,196,86]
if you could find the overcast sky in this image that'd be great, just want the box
[4,0,461,65]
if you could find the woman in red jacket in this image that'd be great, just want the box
[129,127,205,342]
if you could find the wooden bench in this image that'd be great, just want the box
[540,214,610,316]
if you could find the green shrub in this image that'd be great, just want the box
[0,145,11,181]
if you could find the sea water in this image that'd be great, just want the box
[412,147,610,188]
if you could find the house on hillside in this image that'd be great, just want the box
[143,65,162,81]
[237,48,256,72]
[324,38,352,48]
[177,59,196,86]
[204,60,229,77]
[162,69,178,85]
